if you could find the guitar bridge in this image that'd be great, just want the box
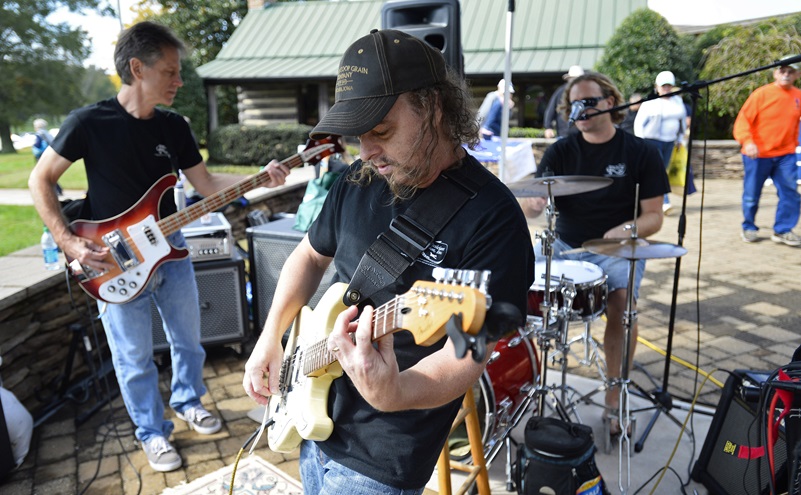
[102,229,140,271]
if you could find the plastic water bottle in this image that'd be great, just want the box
[41,227,60,271]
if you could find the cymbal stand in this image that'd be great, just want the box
[613,186,641,495]
[530,183,573,421]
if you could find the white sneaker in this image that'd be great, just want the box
[142,436,182,472]
[176,405,222,435]
[771,231,801,247]
[662,203,673,215]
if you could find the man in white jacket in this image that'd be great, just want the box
[634,71,687,214]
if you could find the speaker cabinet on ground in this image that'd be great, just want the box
[151,253,248,353]
[692,369,787,494]
[247,216,336,331]
[382,0,463,75]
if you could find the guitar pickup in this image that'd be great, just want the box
[102,230,140,271]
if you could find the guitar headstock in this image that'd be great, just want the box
[400,269,491,347]
[300,137,345,166]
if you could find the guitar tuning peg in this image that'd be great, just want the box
[479,270,491,294]
[459,270,475,287]
[432,267,445,283]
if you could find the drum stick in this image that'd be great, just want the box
[559,247,587,255]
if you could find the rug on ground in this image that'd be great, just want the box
[161,454,302,495]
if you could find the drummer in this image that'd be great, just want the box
[520,72,669,434]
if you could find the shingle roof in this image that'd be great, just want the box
[197,0,647,84]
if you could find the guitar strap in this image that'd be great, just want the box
[344,157,491,307]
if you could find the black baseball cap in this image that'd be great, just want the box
[310,29,447,139]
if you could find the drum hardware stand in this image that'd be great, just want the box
[562,321,607,381]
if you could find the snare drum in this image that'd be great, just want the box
[528,260,608,322]
[449,329,539,460]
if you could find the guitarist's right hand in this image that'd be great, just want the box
[62,233,113,273]
[243,338,283,405]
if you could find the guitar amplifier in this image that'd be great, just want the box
[181,212,233,262]
[247,215,337,331]
[692,369,787,494]
[151,252,248,353]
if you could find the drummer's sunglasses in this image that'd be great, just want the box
[570,96,605,108]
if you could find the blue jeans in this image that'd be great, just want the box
[300,441,426,495]
[741,153,800,234]
[100,232,206,442]
[645,138,676,205]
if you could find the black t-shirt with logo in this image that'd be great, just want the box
[537,129,669,248]
[51,97,202,221]
[307,155,535,488]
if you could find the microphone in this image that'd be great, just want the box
[567,100,585,126]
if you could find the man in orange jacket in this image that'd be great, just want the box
[733,56,801,246]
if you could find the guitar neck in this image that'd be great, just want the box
[302,297,402,376]
[157,153,306,236]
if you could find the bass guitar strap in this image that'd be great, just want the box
[344,157,491,307]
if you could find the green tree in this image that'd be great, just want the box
[80,65,118,103]
[172,58,208,144]
[133,0,250,134]
[0,0,105,153]
[699,14,801,121]
[596,9,692,99]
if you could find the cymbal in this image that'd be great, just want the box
[507,175,613,197]
[582,238,688,260]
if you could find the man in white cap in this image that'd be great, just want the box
[480,79,515,138]
[733,56,801,246]
[476,78,513,127]
[544,65,584,138]
[634,70,687,215]
[243,29,534,493]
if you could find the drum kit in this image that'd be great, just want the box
[449,174,687,494]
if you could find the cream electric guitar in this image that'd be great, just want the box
[266,269,490,453]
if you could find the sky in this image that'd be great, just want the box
[63,0,801,74]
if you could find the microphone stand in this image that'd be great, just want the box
[578,55,800,451]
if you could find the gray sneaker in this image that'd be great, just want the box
[741,230,758,243]
[176,405,222,435]
[771,231,801,246]
[142,436,182,472]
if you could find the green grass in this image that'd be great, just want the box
[0,148,257,256]
[1,147,89,189]
[0,205,45,256]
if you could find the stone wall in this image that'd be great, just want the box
[528,138,744,179]
[0,186,306,415]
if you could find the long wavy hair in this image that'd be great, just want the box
[349,67,479,200]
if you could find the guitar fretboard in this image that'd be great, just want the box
[300,295,405,376]
[157,154,307,236]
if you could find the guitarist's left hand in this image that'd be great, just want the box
[328,305,400,410]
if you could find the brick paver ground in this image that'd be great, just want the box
[3,178,800,494]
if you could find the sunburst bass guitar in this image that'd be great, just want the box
[67,138,342,304]
[266,270,490,453]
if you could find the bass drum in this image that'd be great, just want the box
[449,329,539,461]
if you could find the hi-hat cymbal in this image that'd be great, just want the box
[582,238,688,260]
[507,175,613,197]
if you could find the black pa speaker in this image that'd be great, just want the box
[692,370,787,494]
[151,252,248,353]
[247,216,336,332]
[382,0,463,76]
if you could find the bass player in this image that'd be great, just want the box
[28,21,289,472]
